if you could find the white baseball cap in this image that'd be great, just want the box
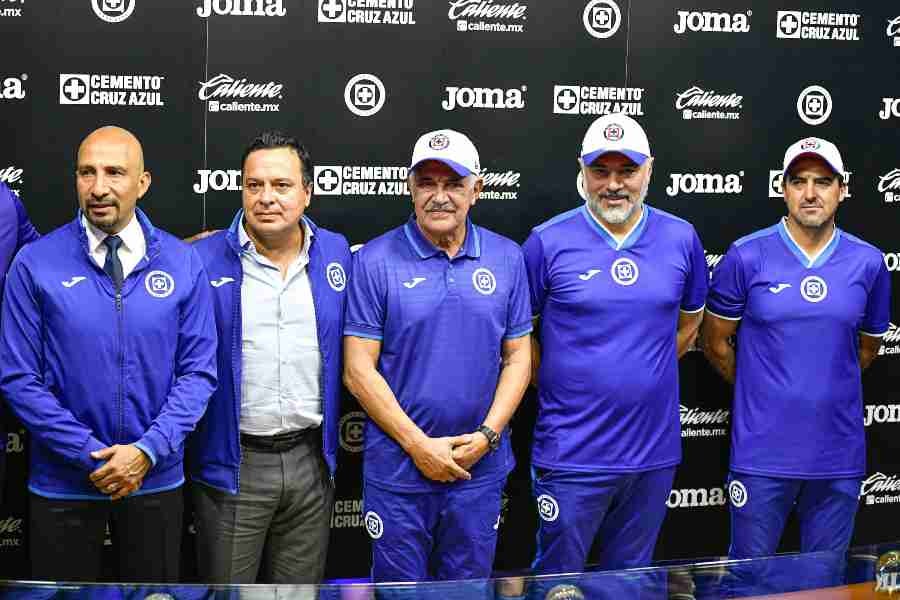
[409,129,481,177]
[782,137,844,178]
[580,113,651,166]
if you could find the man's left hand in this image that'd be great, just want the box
[89,444,151,501]
[451,433,490,471]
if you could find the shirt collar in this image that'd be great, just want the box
[82,211,145,256]
[402,215,481,260]
[776,217,841,269]
[580,202,650,251]
[239,218,314,261]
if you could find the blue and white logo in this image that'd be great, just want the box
[729,480,748,508]
[800,275,828,303]
[364,511,383,539]
[429,133,450,150]
[145,270,175,298]
[472,267,497,295]
[326,262,347,292]
[403,277,427,289]
[62,276,87,288]
[610,257,639,286]
[537,494,560,522]
[210,276,235,288]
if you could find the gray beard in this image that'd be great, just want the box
[585,173,650,227]
[589,197,635,225]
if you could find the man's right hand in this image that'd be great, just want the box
[408,434,473,483]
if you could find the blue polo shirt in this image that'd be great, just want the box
[708,219,891,478]
[345,216,532,492]
[523,204,708,473]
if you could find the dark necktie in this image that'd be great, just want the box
[103,235,124,290]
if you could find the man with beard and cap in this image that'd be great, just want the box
[521,113,707,589]
[343,129,532,584]
[702,137,890,595]
[0,126,217,582]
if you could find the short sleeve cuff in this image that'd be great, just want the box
[680,303,706,314]
[860,328,888,338]
[343,323,384,340]
[706,306,742,321]
[504,322,533,340]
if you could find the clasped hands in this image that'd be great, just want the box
[408,432,490,483]
[88,444,151,501]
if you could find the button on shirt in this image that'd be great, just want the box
[239,221,322,435]
[82,213,146,279]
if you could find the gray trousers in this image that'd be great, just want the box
[192,433,334,584]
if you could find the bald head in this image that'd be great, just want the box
[78,126,145,172]
[76,125,151,234]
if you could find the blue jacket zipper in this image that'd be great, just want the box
[115,282,124,445]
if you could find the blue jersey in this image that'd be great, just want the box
[707,220,891,478]
[344,217,532,492]
[523,204,708,473]
[0,183,39,300]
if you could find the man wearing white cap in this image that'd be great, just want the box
[343,129,532,582]
[522,114,708,578]
[703,138,890,592]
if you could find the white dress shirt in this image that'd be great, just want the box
[238,220,323,435]
[82,212,146,278]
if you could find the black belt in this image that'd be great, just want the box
[240,428,319,453]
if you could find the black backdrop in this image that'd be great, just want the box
[0,0,898,581]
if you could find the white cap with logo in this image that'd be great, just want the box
[580,113,651,166]
[410,129,481,177]
[782,137,844,178]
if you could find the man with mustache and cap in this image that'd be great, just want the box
[522,113,708,584]
[702,137,890,594]
[0,125,217,582]
[343,129,532,583]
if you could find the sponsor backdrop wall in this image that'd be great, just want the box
[0,0,898,582]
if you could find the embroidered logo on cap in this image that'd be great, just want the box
[603,123,624,141]
[429,133,450,150]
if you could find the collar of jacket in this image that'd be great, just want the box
[74,207,162,264]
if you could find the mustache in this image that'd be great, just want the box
[602,193,630,201]
[425,201,456,213]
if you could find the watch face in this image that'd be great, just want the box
[480,425,500,449]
